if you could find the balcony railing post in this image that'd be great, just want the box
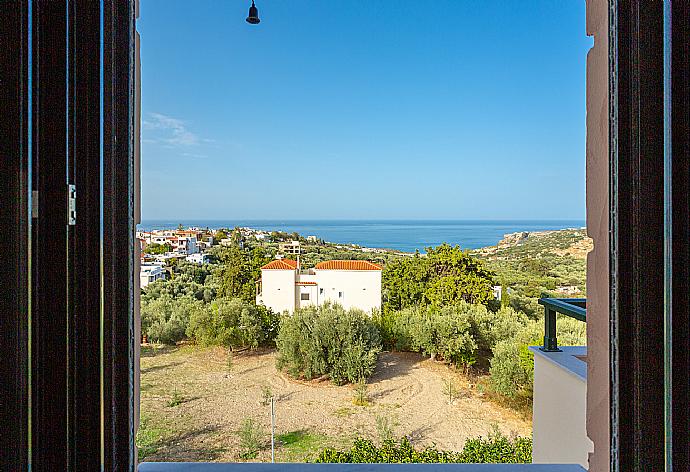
[541,307,561,352]
[538,298,586,352]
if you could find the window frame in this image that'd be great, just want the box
[1,1,688,470]
[609,1,689,469]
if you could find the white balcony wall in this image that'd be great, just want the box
[530,346,592,469]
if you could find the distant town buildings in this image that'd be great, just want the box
[256,259,382,314]
[278,240,302,255]
[186,253,210,264]
[136,229,199,256]
[137,228,209,287]
[140,263,166,288]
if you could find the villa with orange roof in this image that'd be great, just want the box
[256,259,382,314]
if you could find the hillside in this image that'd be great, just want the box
[472,228,592,317]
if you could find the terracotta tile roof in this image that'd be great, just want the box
[261,259,298,270]
[296,281,317,285]
[314,260,382,271]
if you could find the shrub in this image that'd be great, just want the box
[186,297,277,350]
[238,418,264,460]
[375,415,395,443]
[376,303,529,368]
[407,306,477,367]
[488,316,586,400]
[458,429,532,463]
[373,308,414,352]
[459,303,529,352]
[488,320,541,400]
[166,388,184,407]
[145,242,171,255]
[141,295,204,345]
[442,377,459,404]
[314,433,532,463]
[276,303,381,385]
[352,380,369,406]
[141,274,208,302]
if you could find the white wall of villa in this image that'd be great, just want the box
[260,267,297,313]
[314,268,381,312]
[256,260,382,314]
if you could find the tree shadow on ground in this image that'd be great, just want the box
[368,352,425,384]
[142,424,224,463]
[141,361,183,374]
[140,344,178,358]
[232,347,276,360]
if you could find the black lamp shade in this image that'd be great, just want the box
[246,1,260,24]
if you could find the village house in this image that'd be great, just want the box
[278,240,302,255]
[256,259,382,314]
[185,253,210,264]
[139,263,166,288]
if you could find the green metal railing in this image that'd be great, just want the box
[538,297,586,352]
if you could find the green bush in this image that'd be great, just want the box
[458,431,532,463]
[142,273,210,303]
[314,433,531,463]
[373,308,415,352]
[141,295,204,345]
[378,305,479,367]
[145,242,171,255]
[276,303,381,385]
[186,297,277,350]
[376,303,527,360]
[407,306,477,367]
[237,418,264,460]
[488,320,541,400]
[488,316,586,400]
[352,380,369,406]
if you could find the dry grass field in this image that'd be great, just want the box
[138,344,531,463]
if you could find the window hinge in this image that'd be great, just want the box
[68,184,76,225]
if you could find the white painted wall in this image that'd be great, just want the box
[257,269,296,314]
[140,264,165,288]
[297,285,319,308]
[185,253,208,264]
[314,269,381,313]
[531,346,592,469]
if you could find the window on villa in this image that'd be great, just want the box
[301,293,310,301]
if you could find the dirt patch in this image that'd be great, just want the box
[139,345,531,463]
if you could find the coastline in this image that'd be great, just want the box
[138,219,586,253]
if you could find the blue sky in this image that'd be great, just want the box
[138,1,590,220]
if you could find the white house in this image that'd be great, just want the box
[186,253,209,264]
[171,236,198,255]
[140,263,166,288]
[256,259,382,314]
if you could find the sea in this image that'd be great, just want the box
[138,219,586,253]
